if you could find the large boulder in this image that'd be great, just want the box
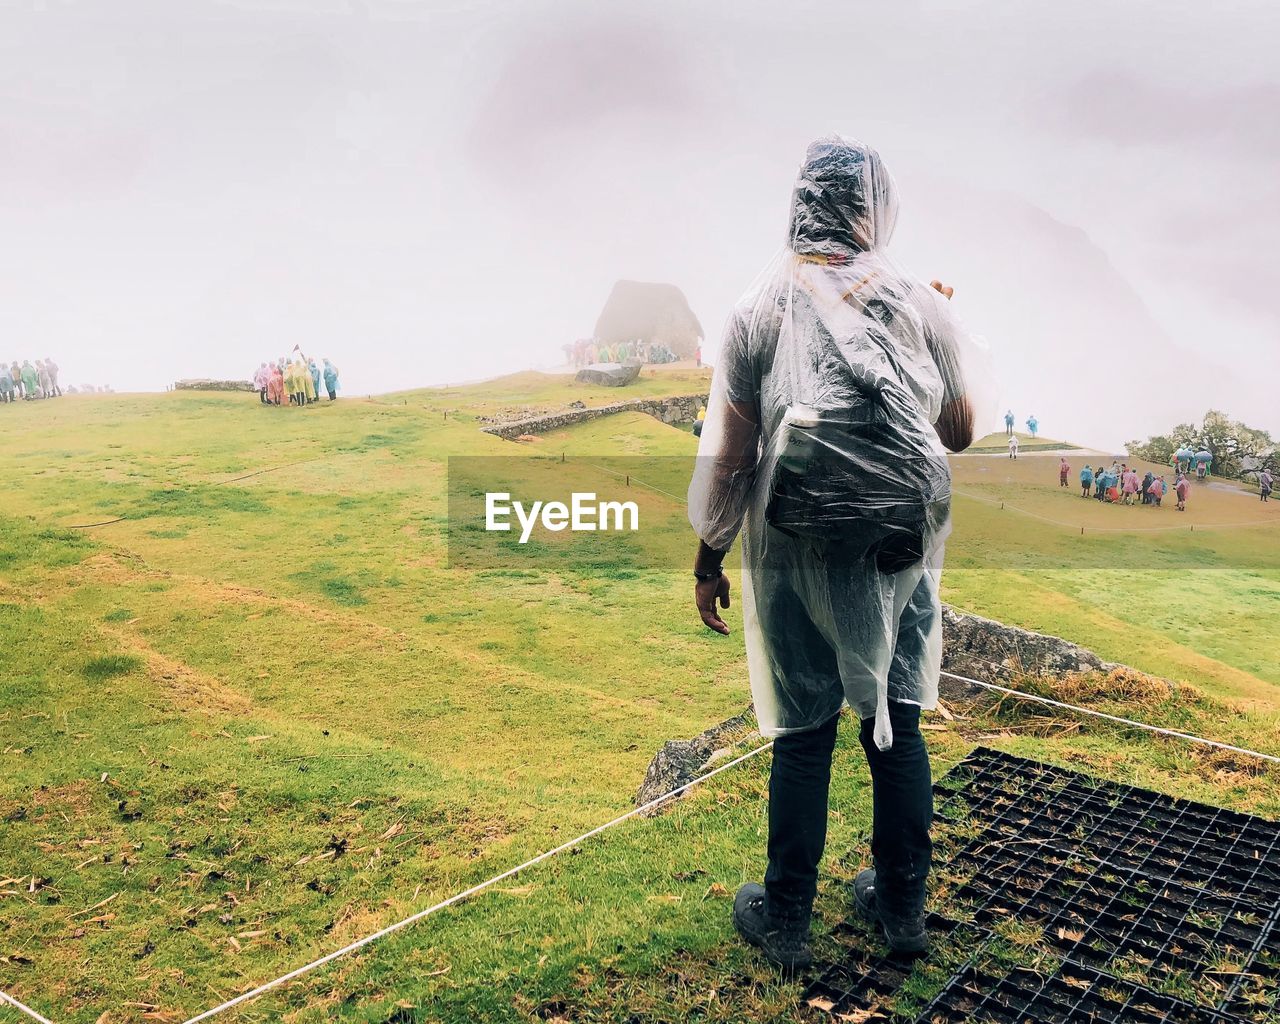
[574,362,642,388]
[593,280,704,360]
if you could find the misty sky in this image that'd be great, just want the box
[2,0,1277,447]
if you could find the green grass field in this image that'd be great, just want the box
[1,375,1278,1023]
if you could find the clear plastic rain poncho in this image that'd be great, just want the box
[689,136,990,750]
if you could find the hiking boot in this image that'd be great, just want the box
[732,882,813,970]
[853,869,928,955]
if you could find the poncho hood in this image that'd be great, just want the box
[787,135,898,258]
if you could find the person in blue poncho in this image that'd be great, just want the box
[1079,464,1093,498]
[1004,410,1014,436]
[1195,450,1212,480]
[309,360,322,404]
[1025,415,1038,438]
[322,359,340,401]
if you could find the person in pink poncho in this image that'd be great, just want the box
[254,363,270,404]
[1175,473,1191,511]
[267,362,285,405]
[1122,469,1140,505]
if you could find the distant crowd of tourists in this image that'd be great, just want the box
[1069,458,1199,512]
[1,359,61,402]
[564,338,689,368]
[252,353,340,406]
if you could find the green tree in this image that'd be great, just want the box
[1126,410,1276,479]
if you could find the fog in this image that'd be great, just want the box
[2,0,1277,449]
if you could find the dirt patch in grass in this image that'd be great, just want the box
[9,778,97,820]
[69,555,412,642]
[99,625,253,715]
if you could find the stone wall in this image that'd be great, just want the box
[480,393,707,440]
[174,379,256,392]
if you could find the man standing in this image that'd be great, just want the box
[1059,457,1071,487]
[689,137,979,969]
[1262,470,1273,503]
[1004,409,1014,436]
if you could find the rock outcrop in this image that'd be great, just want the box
[634,710,756,811]
[593,280,704,360]
[940,605,1117,688]
[635,608,1146,810]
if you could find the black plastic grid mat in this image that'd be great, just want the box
[918,961,1252,1024]
[935,747,1280,1017]
[803,747,1280,1023]
[804,915,980,1021]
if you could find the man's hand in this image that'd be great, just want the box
[930,280,954,299]
[695,573,732,635]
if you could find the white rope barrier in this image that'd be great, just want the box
[0,991,56,1024]
[179,739,776,1024]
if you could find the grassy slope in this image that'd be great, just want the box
[0,379,1277,1023]
[966,430,1080,453]
[945,451,1280,702]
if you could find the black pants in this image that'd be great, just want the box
[764,701,932,918]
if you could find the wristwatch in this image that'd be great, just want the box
[693,567,724,581]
